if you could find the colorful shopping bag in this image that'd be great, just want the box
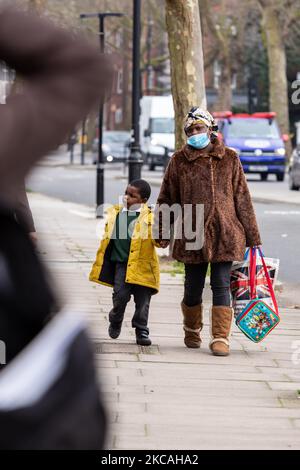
[235,247,280,343]
[230,247,279,318]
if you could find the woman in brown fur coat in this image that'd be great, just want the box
[155,107,262,356]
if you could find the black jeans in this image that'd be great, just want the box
[109,262,153,334]
[183,262,233,307]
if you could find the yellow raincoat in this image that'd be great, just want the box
[89,204,160,293]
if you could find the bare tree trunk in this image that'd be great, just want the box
[165,0,206,149]
[258,0,292,157]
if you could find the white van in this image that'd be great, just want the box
[140,95,175,170]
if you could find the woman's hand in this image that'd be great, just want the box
[157,240,170,249]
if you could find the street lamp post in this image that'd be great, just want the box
[146,17,154,94]
[128,0,144,183]
[80,118,86,165]
[80,12,123,218]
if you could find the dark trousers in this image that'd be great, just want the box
[183,262,233,307]
[109,262,153,334]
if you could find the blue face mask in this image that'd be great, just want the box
[187,132,210,149]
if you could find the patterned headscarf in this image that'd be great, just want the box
[184,107,218,136]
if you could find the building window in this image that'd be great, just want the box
[231,73,237,90]
[117,69,123,94]
[115,31,122,48]
[148,67,155,91]
[213,60,221,90]
[0,62,14,104]
[0,82,6,104]
[115,108,123,124]
[214,60,237,90]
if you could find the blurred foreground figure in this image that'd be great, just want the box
[0,6,112,449]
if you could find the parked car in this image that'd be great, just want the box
[288,146,300,190]
[213,111,287,181]
[92,131,130,164]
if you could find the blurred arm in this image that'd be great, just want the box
[0,7,112,205]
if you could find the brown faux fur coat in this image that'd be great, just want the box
[155,138,262,263]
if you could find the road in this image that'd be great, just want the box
[27,163,300,287]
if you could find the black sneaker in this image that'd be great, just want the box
[108,323,121,339]
[136,330,152,346]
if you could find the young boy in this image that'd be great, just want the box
[89,179,160,346]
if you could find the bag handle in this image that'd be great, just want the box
[245,246,264,260]
[257,246,279,315]
[249,247,257,299]
[249,246,279,315]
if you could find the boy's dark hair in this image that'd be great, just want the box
[129,179,151,201]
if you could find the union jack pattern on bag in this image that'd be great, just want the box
[230,248,279,318]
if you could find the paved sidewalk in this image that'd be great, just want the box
[29,192,300,450]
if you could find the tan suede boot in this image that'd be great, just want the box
[209,305,233,356]
[181,302,203,348]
